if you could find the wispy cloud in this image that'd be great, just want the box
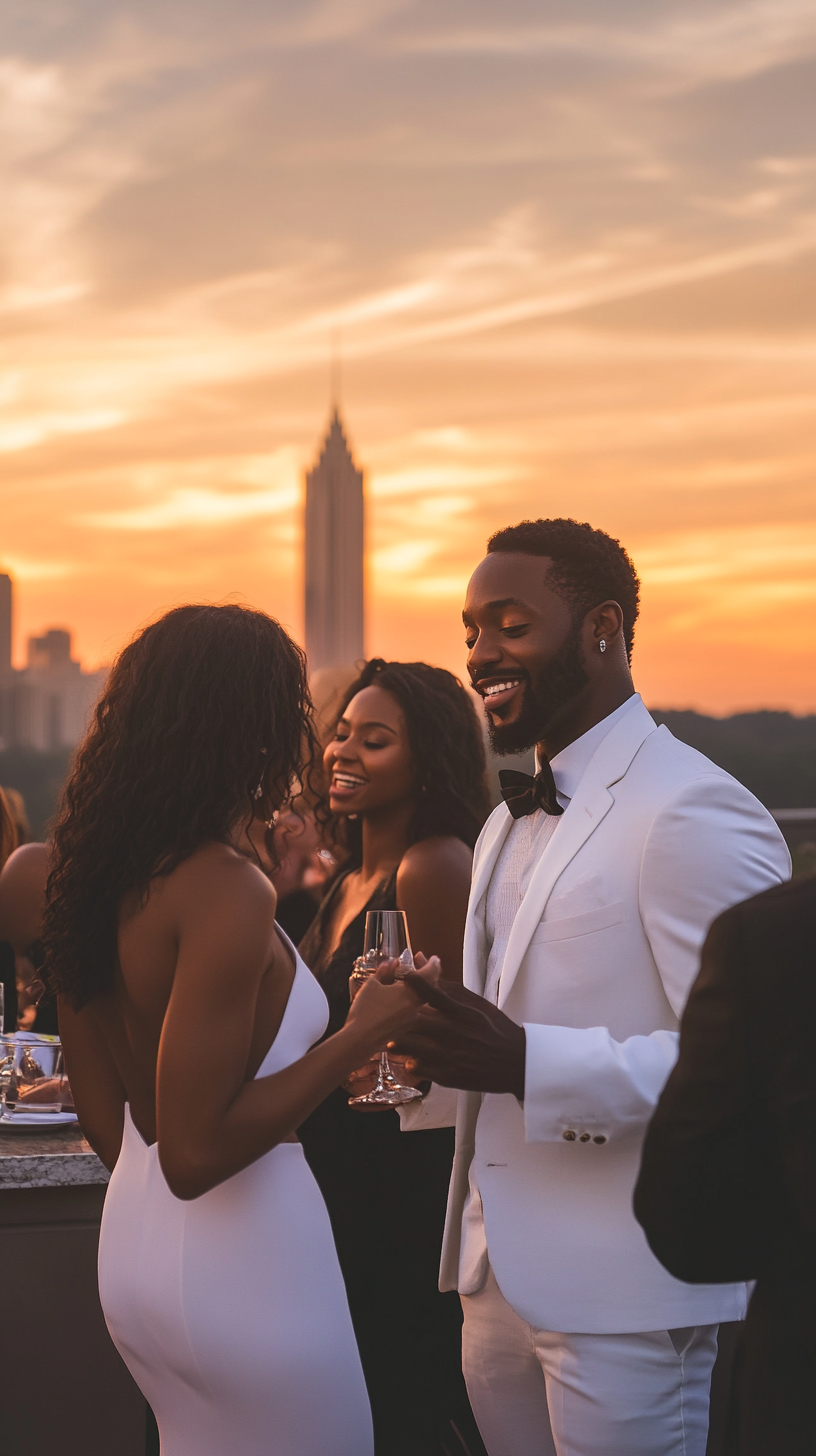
[390,0,816,88]
[82,484,299,532]
[0,555,76,582]
[0,409,126,452]
[638,523,816,589]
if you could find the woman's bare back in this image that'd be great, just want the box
[89,843,296,1147]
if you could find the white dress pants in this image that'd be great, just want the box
[461,1266,718,1456]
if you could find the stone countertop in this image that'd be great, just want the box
[0,1123,109,1189]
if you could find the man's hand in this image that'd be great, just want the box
[388,959,526,1099]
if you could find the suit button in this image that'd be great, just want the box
[562,1130,576,1141]
[593,1135,607,1145]
[579,1133,590,1142]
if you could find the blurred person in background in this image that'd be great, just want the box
[298,658,491,1456]
[0,787,21,1029]
[635,874,816,1455]
[3,788,31,846]
[0,836,57,1033]
[246,804,334,944]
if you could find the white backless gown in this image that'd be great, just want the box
[98,937,374,1456]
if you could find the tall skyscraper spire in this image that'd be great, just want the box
[304,409,365,671]
[330,327,342,413]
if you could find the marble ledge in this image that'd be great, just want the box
[0,1125,110,1189]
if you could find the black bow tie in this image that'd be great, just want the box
[498,763,564,820]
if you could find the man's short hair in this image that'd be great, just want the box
[487,518,640,662]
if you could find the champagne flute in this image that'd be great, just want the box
[348,910,422,1108]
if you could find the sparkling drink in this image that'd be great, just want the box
[348,912,422,1109]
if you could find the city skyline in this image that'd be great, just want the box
[3,382,815,714]
[2,1,815,712]
[0,575,105,750]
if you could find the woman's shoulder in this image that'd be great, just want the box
[0,841,50,900]
[150,841,278,927]
[397,836,472,889]
[1,840,50,876]
[0,842,50,949]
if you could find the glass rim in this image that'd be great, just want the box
[0,1033,61,1045]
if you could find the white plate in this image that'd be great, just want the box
[0,1112,78,1130]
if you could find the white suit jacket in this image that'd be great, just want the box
[427,698,790,1333]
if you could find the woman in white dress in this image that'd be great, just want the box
[44,605,421,1456]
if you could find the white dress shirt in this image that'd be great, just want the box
[459,695,642,1292]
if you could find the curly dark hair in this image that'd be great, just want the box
[332,659,490,865]
[45,604,317,1010]
[488,518,640,662]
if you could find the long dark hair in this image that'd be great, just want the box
[45,604,317,1010]
[333,659,490,865]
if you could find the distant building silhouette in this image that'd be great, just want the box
[27,628,72,671]
[304,408,364,672]
[0,578,106,751]
[0,576,11,677]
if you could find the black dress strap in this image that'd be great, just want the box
[0,940,17,1033]
[299,868,397,1040]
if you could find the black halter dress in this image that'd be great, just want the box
[297,869,485,1456]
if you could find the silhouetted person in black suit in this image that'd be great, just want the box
[634,874,816,1455]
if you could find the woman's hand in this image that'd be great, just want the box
[343,974,420,1060]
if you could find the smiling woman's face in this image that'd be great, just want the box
[324,684,418,819]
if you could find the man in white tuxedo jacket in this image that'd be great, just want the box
[395,519,790,1456]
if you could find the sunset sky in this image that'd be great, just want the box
[2,0,815,712]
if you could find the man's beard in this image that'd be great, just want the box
[486,624,590,756]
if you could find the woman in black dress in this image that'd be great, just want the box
[298,659,491,1456]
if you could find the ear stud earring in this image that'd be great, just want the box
[253,747,268,799]
[599,639,607,654]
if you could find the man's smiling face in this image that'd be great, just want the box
[463,552,590,754]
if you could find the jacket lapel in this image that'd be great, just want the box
[496,699,657,1009]
[463,805,513,994]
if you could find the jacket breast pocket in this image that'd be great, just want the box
[529,901,624,945]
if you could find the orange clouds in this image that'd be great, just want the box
[1,1,814,709]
